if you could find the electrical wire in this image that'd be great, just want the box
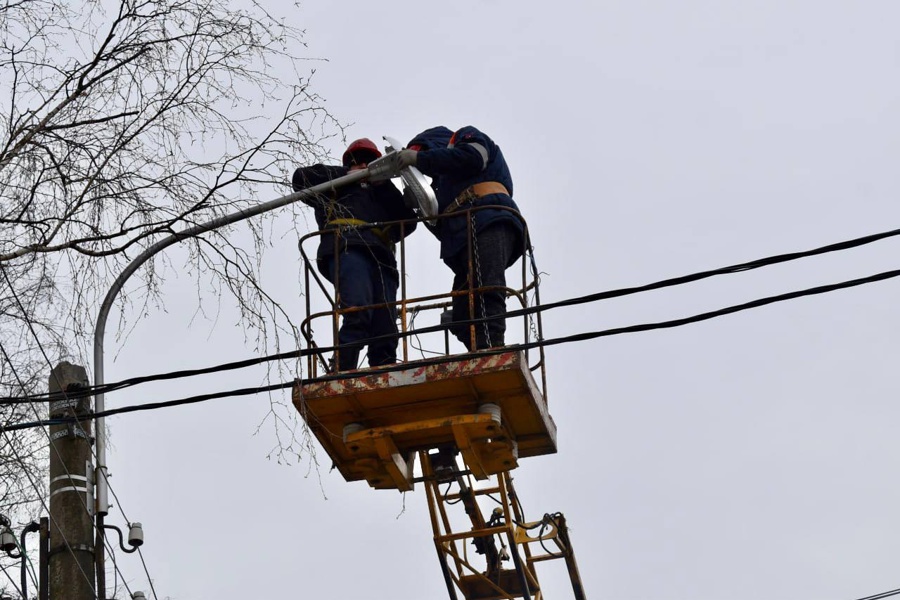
[0,269,143,599]
[1,226,897,598]
[0,478,40,595]
[0,560,24,600]
[407,307,445,359]
[4,264,900,433]
[4,223,900,405]
[0,349,296,403]
[101,469,160,600]
[0,522,39,596]
[0,342,99,595]
[135,547,159,600]
[14,533,40,600]
[537,513,564,559]
[523,224,900,314]
[2,224,898,595]
[16,542,39,595]
[0,346,137,600]
[853,587,900,600]
[442,482,463,505]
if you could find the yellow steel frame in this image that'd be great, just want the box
[292,351,556,491]
[421,451,586,600]
[291,207,586,596]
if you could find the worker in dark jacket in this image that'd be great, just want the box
[369,126,524,350]
[292,138,417,370]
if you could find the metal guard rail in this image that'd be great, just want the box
[297,205,547,399]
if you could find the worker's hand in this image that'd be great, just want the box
[396,149,418,168]
[366,150,418,182]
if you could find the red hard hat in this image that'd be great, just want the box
[342,138,382,167]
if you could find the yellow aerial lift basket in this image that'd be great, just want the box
[292,206,585,599]
[292,350,556,491]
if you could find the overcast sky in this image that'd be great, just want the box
[96,1,900,599]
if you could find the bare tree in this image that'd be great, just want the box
[0,0,341,523]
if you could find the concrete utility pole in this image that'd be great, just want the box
[48,362,96,600]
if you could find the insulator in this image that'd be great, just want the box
[128,522,144,547]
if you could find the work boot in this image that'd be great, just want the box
[336,346,361,371]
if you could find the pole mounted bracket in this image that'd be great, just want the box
[48,463,95,517]
[49,424,92,443]
[49,398,80,414]
[48,368,91,418]
[47,542,94,558]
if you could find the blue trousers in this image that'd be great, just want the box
[444,223,518,351]
[321,248,399,370]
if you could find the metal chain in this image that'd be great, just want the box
[470,211,492,349]
[526,249,542,345]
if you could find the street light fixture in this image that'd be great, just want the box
[0,516,43,600]
[101,521,144,553]
[0,515,16,554]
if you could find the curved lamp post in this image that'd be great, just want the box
[91,168,369,599]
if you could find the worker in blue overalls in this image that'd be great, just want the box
[369,126,525,351]
[293,138,417,371]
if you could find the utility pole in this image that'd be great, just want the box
[48,362,96,600]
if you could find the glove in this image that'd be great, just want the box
[396,149,418,168]
[367,149,418,182]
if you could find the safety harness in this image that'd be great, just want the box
[442,181,510,214]
[326,217,395,248]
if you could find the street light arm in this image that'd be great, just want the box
[100,524,138,554]
[90,167,370,600]
[18,521,39,599]
[91,167,370,513]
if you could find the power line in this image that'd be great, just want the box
[12,530,40,599]
[1,224,897,596]
[0,341,98,594]
[0,355,137,600]
[135,547,159,600]
[529,224,900,312]
[0,560,25,600]
[99,452,160,600]
[2,225,897,599]
[0,343,300,404]
[4,223,900,406]
[0,269,146,599]
[853,587,900,600]
[4,264,899,434]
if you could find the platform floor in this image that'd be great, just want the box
[292,351,557,490]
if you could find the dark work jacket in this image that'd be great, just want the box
[292,164,417,271]
[410,126,524,265]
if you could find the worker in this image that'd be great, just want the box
[369,126,525,351]
[292,138,417,371]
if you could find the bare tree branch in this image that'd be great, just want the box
[1,0,342,518]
